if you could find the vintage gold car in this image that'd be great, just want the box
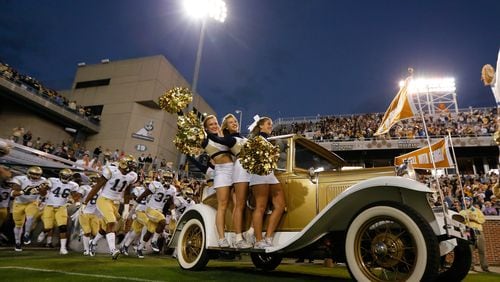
[169,134,472,281]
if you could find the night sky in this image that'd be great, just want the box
[1,0,499,128]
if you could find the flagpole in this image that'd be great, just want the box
[412,71,448,213]
[447,131,468,209]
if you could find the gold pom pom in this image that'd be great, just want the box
[173,111,206,155]
[239,136,280,175]
[481,64,495,86]
[494,130,500,146]
[158,87,193,114]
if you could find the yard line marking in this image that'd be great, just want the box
[0,266,166,282]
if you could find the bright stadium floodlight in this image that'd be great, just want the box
[400,77,456,94]
[183,0,227,23]
[400,76,458,114]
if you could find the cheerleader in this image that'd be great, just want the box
[221,114,253,249]
[248,116,286,249]
[201,115,235,247]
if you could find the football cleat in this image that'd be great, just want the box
[120,245,129,256]
[60,248,68,255]
[136,249,144,259]
[83,250,90,256]
[111,249,120,260]
[151,241,160,252]
[89,240,96,256]
[14,243,22,252]
[23,234,31,245]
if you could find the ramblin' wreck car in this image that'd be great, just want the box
[169,134,472,281]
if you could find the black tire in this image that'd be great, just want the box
[176,214,209,270]
[250,253,282,271]
[345,202,440,282]
[438,239,472,281]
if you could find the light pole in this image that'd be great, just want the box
[183,0,227,95]
[235,110,243,133]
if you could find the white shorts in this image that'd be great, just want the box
[233,159,251,184]
[213,163,234,189]
[250,171,280,186]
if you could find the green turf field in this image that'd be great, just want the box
[0,249,498,281]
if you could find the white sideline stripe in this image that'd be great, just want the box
[0,266,165,282]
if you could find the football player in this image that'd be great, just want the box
[73,173,102,256]
[119,178,151,256]
[82,155,137,259]
[37,168,79,254]
[134,171,176,258]
[10,166,48,251]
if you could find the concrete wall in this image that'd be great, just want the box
[65,55,215,165]
[0,99,72,144]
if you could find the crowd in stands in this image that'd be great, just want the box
[421,171,500,215]
[273,107,497,141]
[0,61,100,123]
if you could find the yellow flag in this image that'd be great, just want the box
[374,80,417,136]
[394,138,454,169]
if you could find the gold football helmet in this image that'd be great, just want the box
[183,187,194,198]
[27,166,43,180]
[161,171,174,184]
[143,177,153,186]
[119,155,137,172]
[59,168,73,183]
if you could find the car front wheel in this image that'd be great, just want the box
[345,202,439,282]
[176,214,209,270]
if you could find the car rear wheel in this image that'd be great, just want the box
[177,215,209,270]
[250,253,282,271]
[345,202,439,282]
[438,239,472,281]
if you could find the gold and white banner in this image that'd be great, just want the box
[394,138,454,169]
[374,79,417,136]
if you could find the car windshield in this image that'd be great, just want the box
[295,143,335,171]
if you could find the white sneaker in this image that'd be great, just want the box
[265,237,274,246]
[234,239,252,249]
[60,248,68,255]
[37,232,46,243]
[243,231,255,245]
[217,238,230,248]
[254,239,272,249]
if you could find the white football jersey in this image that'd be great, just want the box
[12,175,48,204]
[45,178,79,207]
[174,194,195,221]
[0,183,11,208]
[77,184,99,214]
[99,166,138,201]
[132,186,147,212]
[146,181,176,211]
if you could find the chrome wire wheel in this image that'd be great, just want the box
[345,203,439,282]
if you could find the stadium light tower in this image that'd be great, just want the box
[400,77,458,114]
[235,109,243,133]
[183,0,227,94]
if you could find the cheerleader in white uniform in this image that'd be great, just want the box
[221,114,253,249]
[201,115,235,247]
[248,117,286,249]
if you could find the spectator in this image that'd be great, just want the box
[11,126,24,144]
[482,201,498,215]
[22,131,32,146]
[93,146,102,159]
[460,197,489,272]
[144,154,153,172]
[137,154,145,170]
